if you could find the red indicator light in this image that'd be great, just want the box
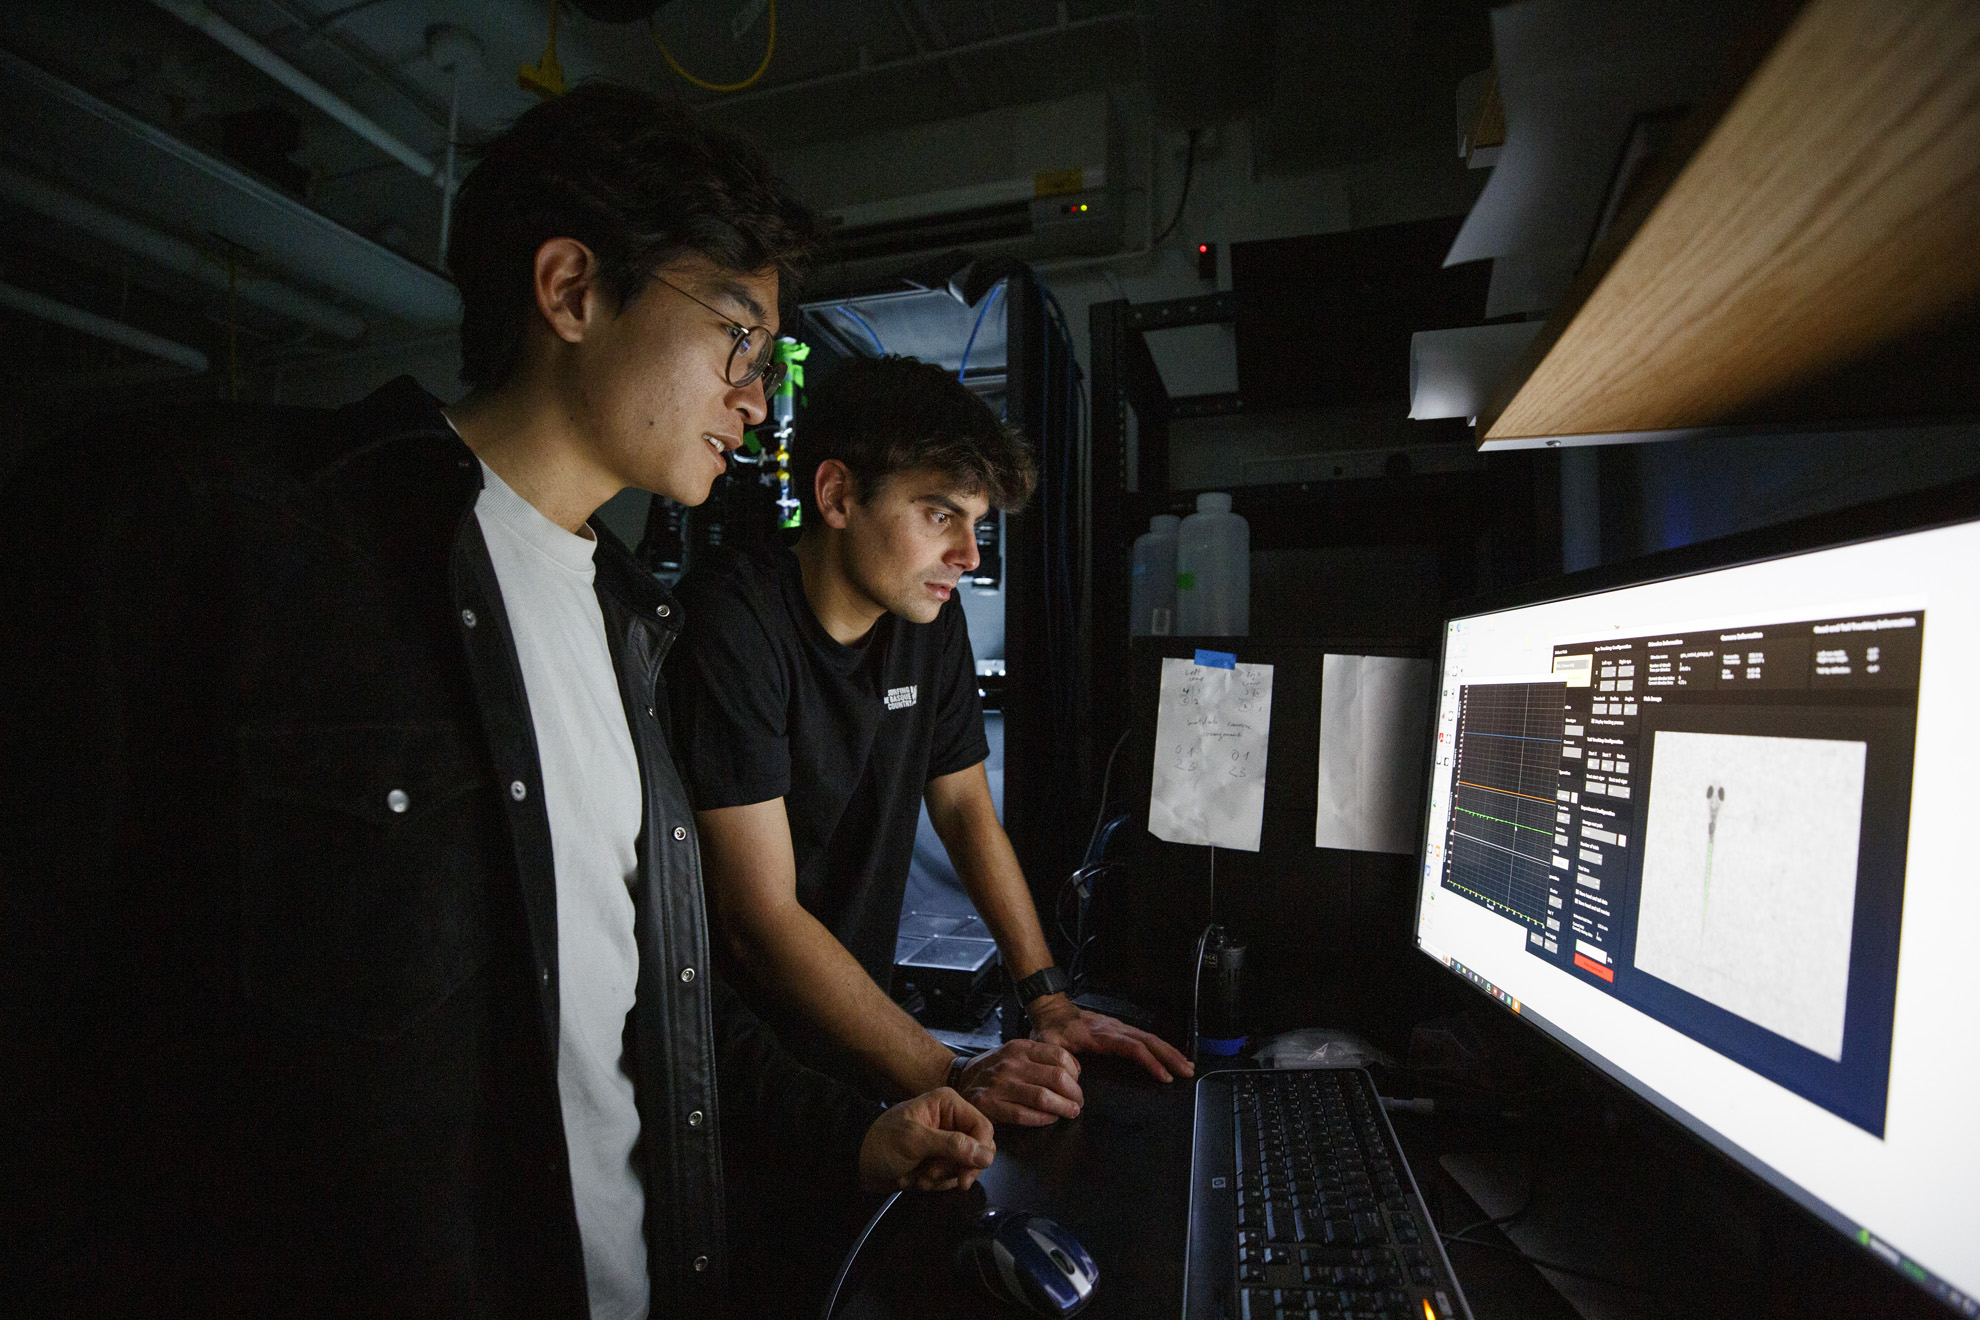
[1199,243,1209,252]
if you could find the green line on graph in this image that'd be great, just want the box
[1455,806,1554,838]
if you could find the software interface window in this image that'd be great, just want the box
[1414,519,1980,1312]
[1441,615,1917,1132]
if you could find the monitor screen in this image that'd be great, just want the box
[1414,513,1980,1312]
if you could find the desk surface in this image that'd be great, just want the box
[829,1054,1194,1318]
[827,1058,1583,1320]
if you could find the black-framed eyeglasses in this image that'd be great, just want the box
[652,275,784,394]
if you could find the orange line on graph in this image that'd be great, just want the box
[1457,780,1555,804]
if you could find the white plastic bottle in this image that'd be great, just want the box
[1130,514,1181,636]
[1176,492,1249,636]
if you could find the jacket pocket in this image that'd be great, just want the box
[238,722,498,1041]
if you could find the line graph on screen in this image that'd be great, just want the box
[1442,682,1565,927]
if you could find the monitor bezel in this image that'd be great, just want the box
[1411,467,1980,1311]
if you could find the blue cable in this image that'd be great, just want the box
[837,306,887,355]
[1041,286,1087,385]
[956,281,1005,382]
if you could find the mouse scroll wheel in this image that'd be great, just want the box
[1049,1248,1076,1276]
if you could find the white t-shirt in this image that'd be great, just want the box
[475,460,649,1320]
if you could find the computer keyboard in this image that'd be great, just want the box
[1183,1068,1470,1320]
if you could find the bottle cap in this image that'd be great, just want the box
[1197,492,1232,513]
[1150,514,1181,534]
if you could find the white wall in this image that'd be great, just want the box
[1029,97,1485,478]
[771,85,1485,407]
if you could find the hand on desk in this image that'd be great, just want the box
[955,1039,1085,1126]
[1028,995,1194,1086]
[953,1003,1195,1128]
[859,1087,996,1193]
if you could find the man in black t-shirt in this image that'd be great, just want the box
[669,356,1191,1127]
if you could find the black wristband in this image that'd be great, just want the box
[1014,964,1070,1008]
[946,1053,969,1090]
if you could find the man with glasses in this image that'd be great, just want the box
[0,85,991,1319]
[649,273,791,396]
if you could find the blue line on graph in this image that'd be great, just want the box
[1466,732,1562,742]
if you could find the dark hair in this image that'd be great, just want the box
[793,355,1037,521]
[447,82,818,390]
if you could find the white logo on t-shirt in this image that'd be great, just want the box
[885,685,918,711]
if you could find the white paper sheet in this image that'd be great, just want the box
[1148,656,1274,852]
[1409,323,1544,420]
[1315,654,1434,855]
[1445,0,1749,266]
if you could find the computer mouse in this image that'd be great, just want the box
[955,1207,1098,1317]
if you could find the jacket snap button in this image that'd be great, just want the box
[460,608,477,628]
[541,967,551,985]
[647,706,656,718]
[692,1255,708,1272]
[672,825,687,841]
[687,1109,704,1127]
[655,604,670,618]
[679,967,696,984]
[510,780,527,801]
[386,789,409,813]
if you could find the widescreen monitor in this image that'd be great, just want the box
[1414,507,1979,1312]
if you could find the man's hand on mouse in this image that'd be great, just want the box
[859,1086,996,1193]
[952,1039,1086,1127]
[1026,995,1195,1086]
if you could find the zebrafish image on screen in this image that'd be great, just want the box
[1632,731,1867,1061]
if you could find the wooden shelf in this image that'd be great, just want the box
[1478,0,1980,449]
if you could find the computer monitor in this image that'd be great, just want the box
[1413,504,1980,1313]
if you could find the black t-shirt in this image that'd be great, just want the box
[666,546,989,1035]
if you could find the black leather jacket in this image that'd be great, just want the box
[0,377,880,1317]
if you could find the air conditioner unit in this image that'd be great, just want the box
[776,92,1124,297]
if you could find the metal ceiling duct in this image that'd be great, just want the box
[0,280,209,374]
[0,48,461,329]
[0,163,367,341]
[145,0,443,185]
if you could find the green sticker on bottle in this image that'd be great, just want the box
[1177,572,1196,591]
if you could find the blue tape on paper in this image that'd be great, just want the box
[1198,1035,1247,1056]
[1194,649,1237,669]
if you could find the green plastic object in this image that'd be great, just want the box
[773,338,810,530]
[775,337,809,395]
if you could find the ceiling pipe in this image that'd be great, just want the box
[701,10,1137,111]
[0,49,460,327]
[425,25,484,269]
[146,0,442,186]
[0,280,210,374]
[0,163,366,340]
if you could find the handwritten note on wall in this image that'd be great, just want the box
[1148,655,1275,852]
